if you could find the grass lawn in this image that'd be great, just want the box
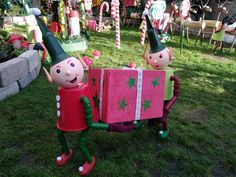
[0,26,235,177]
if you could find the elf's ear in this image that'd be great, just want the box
[142,52,149,65]
[78,56,89,71]
[169,47,174,61]
[43,67,54,83]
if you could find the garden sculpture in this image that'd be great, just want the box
[142,13,180,137]
[32,8,136,176]
[212,13,236,53]
[209,0,232,44]
[32,6,180,175]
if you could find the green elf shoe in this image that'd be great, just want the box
[159,130,169,138]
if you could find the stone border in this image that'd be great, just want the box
[0,50,41,101]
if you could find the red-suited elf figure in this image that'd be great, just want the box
[32,8,136,176]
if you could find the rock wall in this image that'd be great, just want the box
[0,50,41,101]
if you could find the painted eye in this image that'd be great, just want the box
[56,69,61,73]
[159,55,163,58]
[149,56,152,59]
[70,63,75,67]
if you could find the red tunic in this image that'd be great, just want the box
[56,83,98,132]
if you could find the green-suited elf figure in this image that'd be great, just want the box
[142,12,180,138]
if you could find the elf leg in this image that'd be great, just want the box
[56,129,72,167]
[220,41,224,52]
[78,129,96,176]
[159,110,169,138]
[160,76,180,138]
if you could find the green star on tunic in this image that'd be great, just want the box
[92,92,99,108]
[152,78,159,88]
[119,98,128,111]
[128,77,136,88]
[142,100,151,111]
[92,78,97,86]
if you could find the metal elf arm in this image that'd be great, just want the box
[80,96,109,130]
[80,96,140,132]
[164,76,180,112]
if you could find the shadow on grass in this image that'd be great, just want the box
[167,33,236,60]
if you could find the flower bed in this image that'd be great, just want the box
[0,50,41,101]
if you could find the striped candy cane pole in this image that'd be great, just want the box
[48,0,51,8]
[140,0,153,45]
[111,0,120,49]
[98,2,109,32]
[115,4,120,49]
[73,0,76,8]
[111,3,116,18]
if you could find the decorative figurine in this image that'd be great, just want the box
[32,8,135,176]
[142,13,180,138]
[92,50,101,59]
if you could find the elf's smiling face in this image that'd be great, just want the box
[50,57,84,88]
[144,48,173,69]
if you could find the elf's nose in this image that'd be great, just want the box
[153,59,158,63]
[65,70,71,76]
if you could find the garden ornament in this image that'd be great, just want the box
[140,0,169,44]
[98,1,109,32]
[68,8,80,36]
[82,56,93,67]
[7,35,24,49]
[84,0,92,12]
[111,0,120,48]
[32,8,136,176]
[143,13,174,69]
[129,61,136,69]
[143,14,180,138]
[92,50,101,59]
[212,13,236,53]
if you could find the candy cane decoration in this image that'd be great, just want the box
[111,0,120,49]
[47,0,52,8]
[73,0,77,8]
[98,1,109,32]
[140,0,154,45]
[111,1,116,18]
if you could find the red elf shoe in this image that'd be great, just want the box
[56,149,73,167]
[78,156,96,176]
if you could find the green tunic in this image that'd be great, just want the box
[162,67,174,100]
[212,30,225,42]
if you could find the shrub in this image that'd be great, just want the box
[0,41,26,63]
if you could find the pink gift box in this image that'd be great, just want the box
[89,68,166,123]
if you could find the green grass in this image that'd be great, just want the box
[0,26,236,177]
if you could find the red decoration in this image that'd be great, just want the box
[82,56,93,66]
[50,22,61,34]
[129,61,136,68]
[92,50,101,59]
[20,41,29,48]
[56,83,98,131]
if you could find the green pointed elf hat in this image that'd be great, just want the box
[144,13,165,53]
[32,8,70,65]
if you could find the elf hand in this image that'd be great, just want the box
[108,123,135,132]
